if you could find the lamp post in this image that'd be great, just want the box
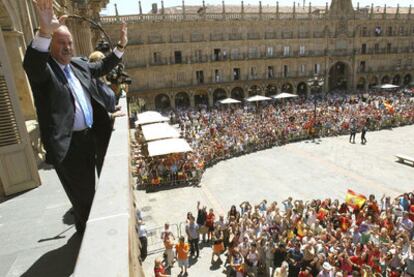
[307,75,325,122]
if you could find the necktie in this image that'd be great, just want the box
[63,65,93,128]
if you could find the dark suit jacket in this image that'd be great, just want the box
[23,45,121,164]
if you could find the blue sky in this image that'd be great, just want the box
[101,0,411,15]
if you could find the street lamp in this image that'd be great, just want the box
[307,75,325,122]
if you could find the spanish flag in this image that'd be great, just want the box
[345,189,367,209]
[384,102,395,114]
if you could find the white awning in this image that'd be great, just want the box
[246,95,272,102]
[375,84,399,90]
[272,92,298,99]
[136,111,169,125]
[220,97,241,104]
[147,138,192,157]
[141,123,179,142]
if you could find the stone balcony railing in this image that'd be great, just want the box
[101,10,413,25]
[100,12,328,24]
[72,98,144,277]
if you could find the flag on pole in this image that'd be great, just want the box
[384,101,395,114]
[345,189,367,209]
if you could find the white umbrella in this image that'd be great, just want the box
[147,138,192,157]
[135,111,169,126]
[375,84,399,90]
[246,95,272,102]
[272,92,298,99]
[219,97,241,104]
[141,123,180,142]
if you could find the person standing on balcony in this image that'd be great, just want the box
[23,0,128,235]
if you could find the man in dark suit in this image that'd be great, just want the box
[23,0,128,235]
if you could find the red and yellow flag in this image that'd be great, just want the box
[384,102,395,114]
[345,189,367,209]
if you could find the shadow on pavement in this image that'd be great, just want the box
[0,189,34,204]
[21,233,81,277]
[62,208,75,225]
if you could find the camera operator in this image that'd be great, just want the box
[106,63,132,103]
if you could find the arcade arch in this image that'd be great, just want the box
[392,75,401,85]
[154,93,171,110]
[175,92,190,109]
[265,84,277,97]
[381,75,390,84]
[357,77,366,91]
[403,74,412,86]
[281,83,293,93]
[231,87,244,100]
[213,88,227,103]
[328,62,350,91]
[297,82,307,97]
[369,76,379,89]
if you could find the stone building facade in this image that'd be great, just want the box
[0,0,109,196]
[101,0,414,110]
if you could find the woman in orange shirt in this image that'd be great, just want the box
[175,236,189,275]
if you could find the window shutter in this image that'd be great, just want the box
[0,75,21,148]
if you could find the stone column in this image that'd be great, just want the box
[170,93,176,109]
[4,31,36,120]
[17,0,34,44]
[69,20,93,57]
[225,87,231,98]
[189,92,195,107]
[208,91,214,107]
[276,2,279,18]
[147,95,155,110]
[293,83,298,94]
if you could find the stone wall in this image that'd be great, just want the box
[101,1,414,110]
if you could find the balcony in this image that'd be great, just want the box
[135,46,412,69]
[0,98,142,276]
[73,98,141,276]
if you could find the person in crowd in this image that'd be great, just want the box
[211,230,225,264]
[175,236,190,275]
[154,257,170,277]
[349,118,357,143]
[229,247,245,277]
[196,201,208,242]
[185,215,200,258]
[246,242,260,276]
[274,261,289,277]
[136,215,147,262]
[161,223,175,268]
[360,118,369,144]
[206,208,216,242]
[23,0,127,235]
[318,262,334,277]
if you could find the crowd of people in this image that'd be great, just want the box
[134,89,414,189]
[154,192,414,277]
